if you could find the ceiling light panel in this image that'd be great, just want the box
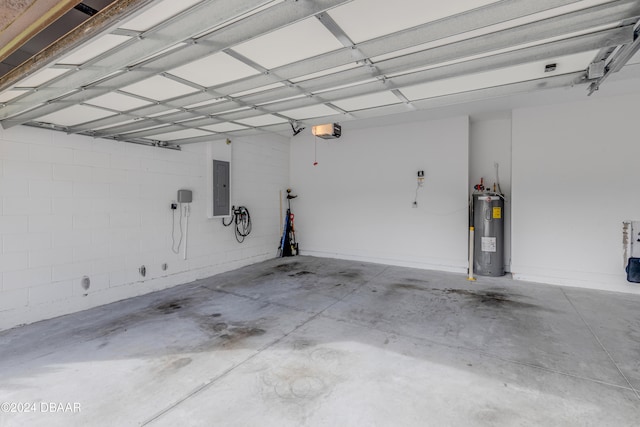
[401,51,598,101]
[131,43,188,68]
[146,128,214,141]
[148,109,182,117]
[235,114,288,127]
[201,123,248,132]
[289,63,360,83]
[380,23,620,80]
[184,99,225,109]
[193,0,286,38]
[37,105,115,127]
[93,119,138,131]
[57,35,132,65]
[85,92,153,111]
[278,104,338,120]
[118,0,205,32]
[169,52,260,87]
[233,17,344,69]
[0,90,27,103]
[116,123,170,135]
[384,0,619,59]
[372,20,618,66]
[328,0,500,44]
[516,0,617,27]
[206,106,251,116]
[230,82,285,97]
[310,77,378,94]
[331,91,402,111]
[120,76,198,101]
[14,69,70,88]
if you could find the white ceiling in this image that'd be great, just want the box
[0,0,639,149]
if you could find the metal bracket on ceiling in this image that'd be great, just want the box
[588,27,640,95]
[289,120,305,136]
[315,12,354,48]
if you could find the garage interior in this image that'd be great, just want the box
[1,0,640,425]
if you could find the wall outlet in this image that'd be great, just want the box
[171,202,177,210]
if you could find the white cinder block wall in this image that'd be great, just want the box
[511,92,640,294]
[0,126,289,330]
[290,116,469,272]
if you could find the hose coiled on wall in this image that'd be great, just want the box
[222,206,252,243]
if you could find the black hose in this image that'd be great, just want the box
[222,206,252,243]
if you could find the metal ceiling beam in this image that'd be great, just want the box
[171,71,589,145]
[60,0,640,136]
[294,6,640,94]
[88,24,631,139]
[0,0,353,127]
[85,69,589,146]
[0,0,81,63]
[0,0,156,92]
[315,11,354,47]
[588,26,640,94]
[3,0,636,147]
[378,72,588,114]
[256,26,632,113]
[270,0,629,82]
[0,0,275,119]
[165,0,630,98]
[66,90,229,133]
[177,25,635,119]
[117,122,213,140]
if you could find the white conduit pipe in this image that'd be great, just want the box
[468,226,476,281]
[183,204,190,260]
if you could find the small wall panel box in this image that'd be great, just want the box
[177,189,192,203]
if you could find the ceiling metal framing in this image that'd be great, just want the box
[0,0,157,92]
[87,24,632,140]
[588,24,640,93]
[1,0,640,148]
[0,0,350,121]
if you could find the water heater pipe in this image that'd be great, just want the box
[468,226,476,281]
[494,162,503,195]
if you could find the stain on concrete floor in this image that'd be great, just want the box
[1,256,640,427]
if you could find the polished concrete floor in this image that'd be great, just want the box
[1,256,639,426]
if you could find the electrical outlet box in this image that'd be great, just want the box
[177,189,192,203]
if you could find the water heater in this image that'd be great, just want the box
[473,193,505,277]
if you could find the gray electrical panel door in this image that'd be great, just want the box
[213,160,230,216]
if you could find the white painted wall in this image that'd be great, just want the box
[290,116,469,272]
[512,93,640,294]
[469,113,512,271]
[0,126,289,330]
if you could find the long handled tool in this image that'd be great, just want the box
[278,209,289,257]
[278,189,298,257]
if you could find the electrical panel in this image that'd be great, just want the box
[177,189,192,203]
[213,160,230,217]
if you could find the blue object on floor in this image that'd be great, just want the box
[625,257,640,283]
